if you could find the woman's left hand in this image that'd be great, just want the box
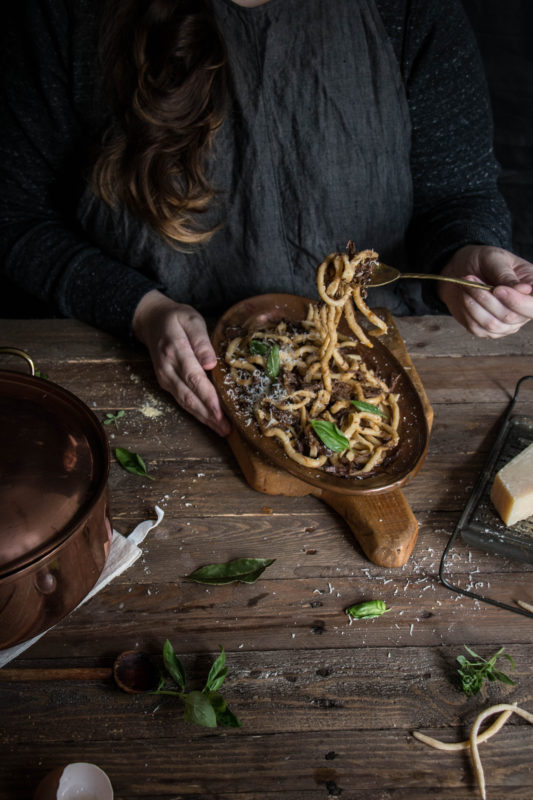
[439,245,533,338]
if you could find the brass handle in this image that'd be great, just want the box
[401,273,494,291]
[0,347,35,376]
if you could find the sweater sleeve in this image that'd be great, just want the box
[401,0,512,294]
[0,0,160,337]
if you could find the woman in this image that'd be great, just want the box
[1,0,532,436]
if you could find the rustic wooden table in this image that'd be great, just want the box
[1,316,532,800]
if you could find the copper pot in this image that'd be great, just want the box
[0,349,112,649]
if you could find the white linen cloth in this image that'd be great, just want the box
[0,506,164,668]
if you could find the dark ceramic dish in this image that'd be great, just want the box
[211,293,429,497]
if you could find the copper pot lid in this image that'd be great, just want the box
[0,369,109,579]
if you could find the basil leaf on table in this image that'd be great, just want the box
[163,639,186,692]
[456,645,515,696]
[184,690,218,728]
[184,557,276,585]
[345,600,391,619]
[104,410,125,429]
[351,399,386,418]
[215,705,242,728]
[114,447,154,480]
[151,641,242,729]
[205,646,228,693]
[310,419,350,453]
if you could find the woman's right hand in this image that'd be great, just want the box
[132,290,231,436]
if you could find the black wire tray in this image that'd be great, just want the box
[439,375,533,618]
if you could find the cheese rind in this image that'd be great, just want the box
[490,442,533,527]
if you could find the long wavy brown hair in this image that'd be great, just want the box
[91,0,227,247]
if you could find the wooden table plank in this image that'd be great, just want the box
[1,645,530,743]
[3,729,533,799]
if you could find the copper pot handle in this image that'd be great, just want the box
[0,347,35,376]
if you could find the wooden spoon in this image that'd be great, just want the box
[113,651,160,694]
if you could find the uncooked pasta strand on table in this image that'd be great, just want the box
[413,702,533,800]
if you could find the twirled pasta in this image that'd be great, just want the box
[223,245,400,477]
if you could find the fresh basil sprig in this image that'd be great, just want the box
[351,399,386,418]
[104,410,125,429]
[345,600,391,619]
[114,447,154,480]
[311,419,350,453]
[185,557,275,585]
[249,339,280,379]
[456,645,515,696]
[153,640,241,729]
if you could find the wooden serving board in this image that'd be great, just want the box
[227,310,433,569]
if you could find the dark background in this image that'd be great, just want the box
[462,0,533,264]
[1,1,532,318]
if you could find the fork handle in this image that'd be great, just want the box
[401,273,494,291]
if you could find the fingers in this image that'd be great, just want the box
[156,330,231,437]
[136,295,231,436]
[478,248,533,290]
[493,284,533,314]
[176,305,218,370]
[440,248,533,339]
[477,248,521,287]
[472,251,533,335]
[456,283,530,338]
[165,364,231,437]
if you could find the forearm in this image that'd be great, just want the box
[403,0,511,276]
[407,192,511,277]
[0,217,159,338]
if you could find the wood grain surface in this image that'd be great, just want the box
[0,315,532,800]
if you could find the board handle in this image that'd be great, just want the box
[315,488,418,568]
[227,429,418,567]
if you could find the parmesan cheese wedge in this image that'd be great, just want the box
[490,442,533,527]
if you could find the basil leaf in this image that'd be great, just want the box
[216,706,242,728]
[265,343,280,379]
[114,447,154,480]
[311,420,350,453]
[249,339,269,355]
[104,410,125,428]
[206,690,241,727]
[205,647,228,693]
[249,339,280,379]
[149,640,242,728]
[456,645,515,696]
[207,691,227,713]
[351,400,386,418]
[183,690,217,728]
[490,670,515,686]
[34,370,49,380]
[184,557,275,585]
[163,639,186,691]
[206,670,228,693]
[345,600,390,619]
